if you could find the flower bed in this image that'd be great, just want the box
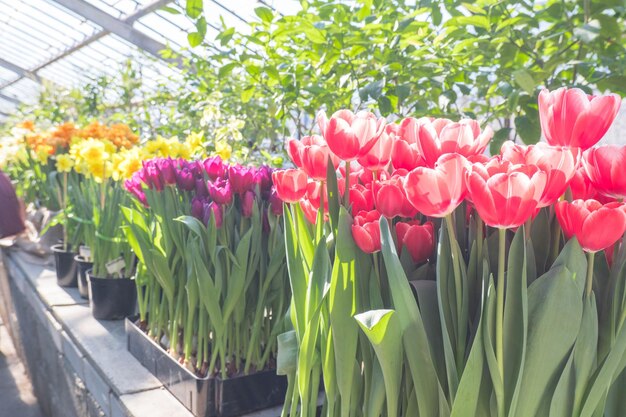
[273,87,626,417]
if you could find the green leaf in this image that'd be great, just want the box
[513,69,536,94]
[515,115,541,144]
[160,6,180,15]
[185,0,203,19]
[379,218,448,417]
[254,6,273,23]
[513,265,583,417]
[187,32,204,48]
[241,85,255,103]
[277,330,298,375]
[450,273,489,417]
[355,309,403,417]
[490,127,512,156]
[359,79,385,101]
[330,208,360,416]
[504,227,528,415]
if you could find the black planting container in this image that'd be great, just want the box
[216,370,288,417]
[87,272,137,320]
[51,244,77,287]
[125,318,287,417]
[74,255,92,299]
[126,317,215,416]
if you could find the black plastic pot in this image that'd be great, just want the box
[125,318,288,417]
[74,255,92,299]
[51,244,77,287]
[87,272,137,320]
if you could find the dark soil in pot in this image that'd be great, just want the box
[74,255,92,299]
[51,244,77,287]
[87,271,137,320]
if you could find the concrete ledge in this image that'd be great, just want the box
[0,249,193,417]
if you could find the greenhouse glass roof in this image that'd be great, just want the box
[0,0,302,121]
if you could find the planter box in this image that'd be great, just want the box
[125,318,287,417]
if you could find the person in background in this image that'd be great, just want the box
[0,169,25,239]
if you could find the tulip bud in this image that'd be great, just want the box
[157,158,177,185]
[254,165,274,199]
[194,177,208,198]
[203,201,222,228]
[269,188,284,216]
[191,197,204,220]
[229,165,256,194]
[242,190,255,218]
[203,156,226,180]
[272,169,307,203]
[207,178,233,205]
[176,167,195,191]
[145,164,163,191]
[395,221,434,263]
[351,210,382,253]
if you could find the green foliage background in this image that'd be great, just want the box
[5,0,626,157]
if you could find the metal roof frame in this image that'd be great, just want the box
[0,0,175,94]
[0,0,294,121]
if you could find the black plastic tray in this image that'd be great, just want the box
[125,318,287,417]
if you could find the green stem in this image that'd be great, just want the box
[343,160,351,207]
[496,228,506,396]
[445,214,464,367]
[550,210,561,266]
[586,251,595,298]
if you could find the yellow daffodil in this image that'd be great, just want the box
[215,139,232,160]
[56,154,73,173]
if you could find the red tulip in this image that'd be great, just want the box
[501,141,579,207]
[350,184,374,214]
[555,199,626,253]
[538,87,621,150]
[404,153,470,218]
[402,117,493,167]
[287,138,304,168]
[300,198,327,224]
[466,162,546,229]
[374,176,418,219]
[293,135,340,180]
[570,166,599,201]
[583,145,626,199]
[272,169,308,203]
[391,137,423,171]
[357,124,394,171]
[317,109,386,161]
[395,220,435,263]
[351,210,382,253]
[306,181,329,212]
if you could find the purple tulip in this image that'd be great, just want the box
[202,201,223,228]
[191,197,205,220]
[242,190,255,218]
[207,178,233,205]
[157,158,177,186]
[269,188,283,216]
[191,161,204,178]
[203,156,226,181]
[195,177,208,198]
[176,167,195,191]
[125,177,148,206]
[228,165,256,194]
[255,165,274,199]
[145,164,163,191]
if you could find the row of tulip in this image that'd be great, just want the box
[272,87,626,417]
[123,156,289,377]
